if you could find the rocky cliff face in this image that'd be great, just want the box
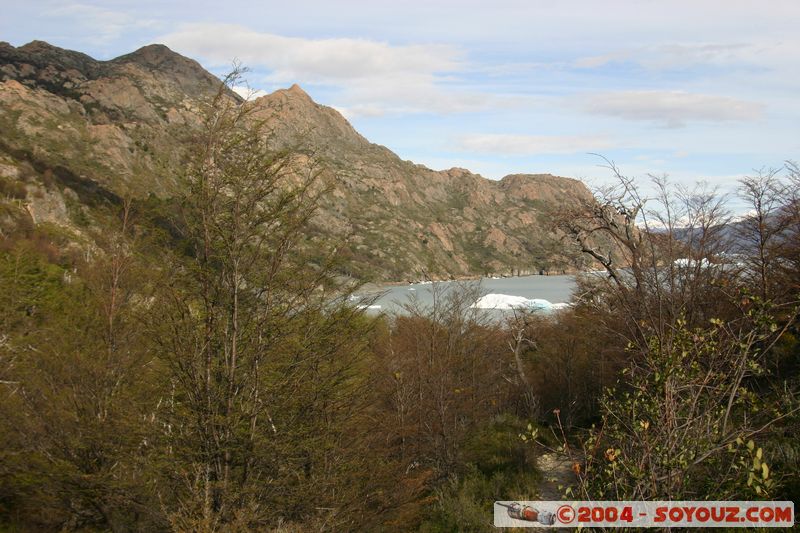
[0,41,594,280]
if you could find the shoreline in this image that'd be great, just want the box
[371,269,593,287]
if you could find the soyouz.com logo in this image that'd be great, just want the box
[493,501,795,528]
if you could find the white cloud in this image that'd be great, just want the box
[158,23,487,116]
[580,91,764,128]
[641,43,755,70]
[573,43,751,70]
[46,4,160,45]
[453,134,615,156]
[159,23,462,81]
[573,40,800,74]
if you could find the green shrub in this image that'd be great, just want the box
[420,415,541,532]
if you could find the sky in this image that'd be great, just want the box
[2,0,799,207]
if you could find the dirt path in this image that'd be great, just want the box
[536,451,575,501]
[502,452,575,531]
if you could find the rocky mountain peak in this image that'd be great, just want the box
[19,40,62,53]
[263,83,316,108]
[287,83,309,96]
[1,40,100,78]
[252,83,372,152]
[111,44,221,95]
[113,43,194,68]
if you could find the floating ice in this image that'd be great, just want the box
[471,294,571,312]
[471,294,548,310]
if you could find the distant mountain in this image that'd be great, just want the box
[0,41,595,281]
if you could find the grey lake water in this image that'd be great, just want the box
[356,274,577,314]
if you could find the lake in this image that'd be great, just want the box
[356,274,577,314]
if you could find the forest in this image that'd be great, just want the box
[1,76,798,532]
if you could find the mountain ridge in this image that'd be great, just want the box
[0,41,595,281]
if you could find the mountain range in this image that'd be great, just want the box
[0,40,595,281]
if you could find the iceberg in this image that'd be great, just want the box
[470,294,572,312]
[471,293,549,310]
[471,294,530,309]
[674,257,711,268]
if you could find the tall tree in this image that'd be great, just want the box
[148,69,374,531]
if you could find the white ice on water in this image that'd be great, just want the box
[470,293,569,311]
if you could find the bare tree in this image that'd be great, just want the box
[556,157,732,345]
[737,168,788,301]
